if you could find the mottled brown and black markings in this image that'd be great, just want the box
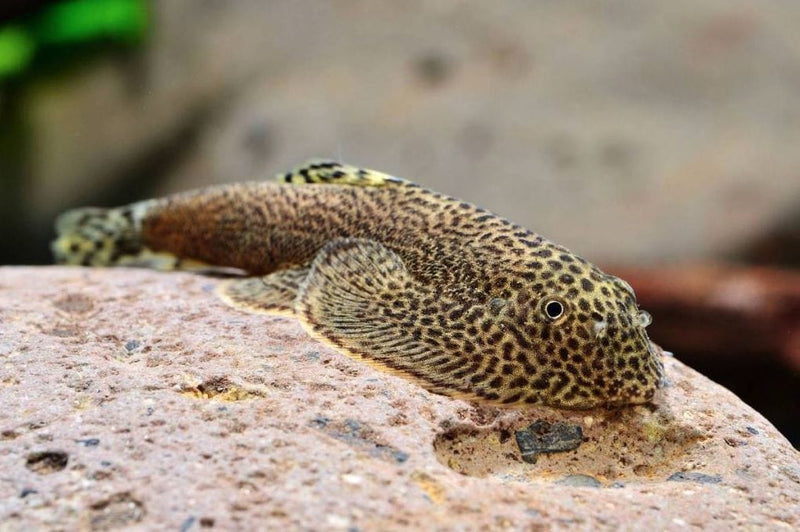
[52,206,140,266]
[53,160,664,409]
[278,160,408,187]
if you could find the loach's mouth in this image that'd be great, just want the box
[647,340,667,389]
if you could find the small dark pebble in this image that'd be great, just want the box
[724,437,747,447]
[515,420,583,464]
[312,416,408,464]
[311,415,331,428]
[667,471,722,484]
[746,426,759,435]
[20,488,37,498]
[199,517,215,527]
[344,419,362,431]
[124,339,141,352]
[389,449,410,463]
[555,474,602,488]
[75,438,100,447]
[180,516,196,532]
[100,460,112,467]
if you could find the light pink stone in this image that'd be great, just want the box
[1,267,798,530]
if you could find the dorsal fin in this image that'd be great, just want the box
[276,160,411,187]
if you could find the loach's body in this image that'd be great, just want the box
[52,161,664,409]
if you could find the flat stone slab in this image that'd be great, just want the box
[1,267,798,529]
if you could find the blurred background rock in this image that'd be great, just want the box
[1,1,797,444]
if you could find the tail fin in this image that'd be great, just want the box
[52,200,234,272]
[52,204,143,266]
[52,201,179,269]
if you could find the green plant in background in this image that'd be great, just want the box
[0,0,148,79]
[0,26,35,77]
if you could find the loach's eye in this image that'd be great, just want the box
[543,300,565,320]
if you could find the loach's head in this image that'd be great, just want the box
[493,245,665,409]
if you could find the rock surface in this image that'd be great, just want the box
[1,267,798,530]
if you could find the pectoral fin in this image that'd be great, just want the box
[296,238,497,402]
[217,267,309,316]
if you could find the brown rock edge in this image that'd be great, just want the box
[0,267,798,530]
[612,264,800,371]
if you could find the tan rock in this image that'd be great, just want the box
[1,267,798,530]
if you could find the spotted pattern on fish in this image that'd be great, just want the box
[52,160,664,409]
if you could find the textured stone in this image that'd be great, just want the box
[1,267,798,529]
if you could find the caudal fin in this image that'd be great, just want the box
[52,204,147,266]
[52,201,181,270]
[52,201,231,272]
